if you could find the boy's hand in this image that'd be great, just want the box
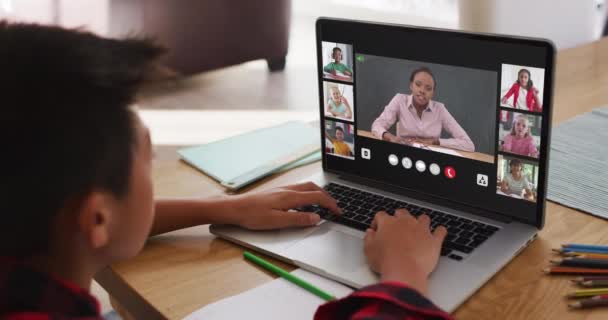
[230,182,341,230]
[364,209,447,296]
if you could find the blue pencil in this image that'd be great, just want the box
[560,248,608,255]
[563,244,608,252]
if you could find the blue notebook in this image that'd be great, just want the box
[178,121,321,190]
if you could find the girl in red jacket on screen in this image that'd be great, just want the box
[501,68,543,112]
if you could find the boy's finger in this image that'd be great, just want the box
[371,211,389,230]
[283,191,342,214]
[282,181,323,193]
[418,214,431,226]
[433,226,448,244]
[268,211,321,228]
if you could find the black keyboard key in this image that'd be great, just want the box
[441,248,452,256]
[454,237,471,245]
[447,227,461,235]
[486,225,499,232]
[353,214,367,222]
[460,223,475,231]
[436,217,449,224]
[473,235,488,242]
[460,231,474,239]
[362,203,374,209]
[444,241,473,254]
[343,211,356,218]
[448,254,463,261]
[445,234,456,242]
[334,216,367,231]
[447,220,462,227]
[363,217,373,225]
[355,208,368,215]
[469,240,484,248]
[352,200,364,206]
[345,205,358,212]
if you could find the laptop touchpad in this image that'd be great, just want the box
[286,224,367,272]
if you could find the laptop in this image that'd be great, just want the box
[211,18,555,312]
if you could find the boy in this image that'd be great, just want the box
[323,47,353,77]
[0,22,451,319]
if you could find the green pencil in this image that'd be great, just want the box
[243,251,336,301]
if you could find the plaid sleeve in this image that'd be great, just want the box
[314,282,454,320]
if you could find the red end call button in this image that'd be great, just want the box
[444,166,456,179]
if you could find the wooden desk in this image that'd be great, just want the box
[96,38,608,320]
[357,129,495,163]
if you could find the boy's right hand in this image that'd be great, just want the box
[364,209,447,296]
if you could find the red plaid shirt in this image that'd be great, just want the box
[1,257,452,320]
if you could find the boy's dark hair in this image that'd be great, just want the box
[335,127,344,133]
[0,22,165,257]
[331,47,342,59]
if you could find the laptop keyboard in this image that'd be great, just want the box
[295,183,500,261]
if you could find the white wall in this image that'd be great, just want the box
[459,0,607,49]
[0,0,109,35]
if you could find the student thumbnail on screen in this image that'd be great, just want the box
[496,155,539,203]
[324,81,354,122]
[499,111,542,159]
[321,42,354,83]
[325,119,355,159]
[500,64,545,113]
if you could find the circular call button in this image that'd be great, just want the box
[444,166,456,179]
[402,157,413,169]
[415,160,426,172]
[388,154,399,166]
[429,163,440,176]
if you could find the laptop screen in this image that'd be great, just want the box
[316,18,554,227]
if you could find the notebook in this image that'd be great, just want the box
[178,121,321,190]
[183,269,353,320]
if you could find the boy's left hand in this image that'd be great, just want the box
[229,182,342,230]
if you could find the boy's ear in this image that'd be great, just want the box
[77,192,114,250]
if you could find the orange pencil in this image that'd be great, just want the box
[543,267,608,275]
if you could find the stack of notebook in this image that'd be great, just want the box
[178,121,322,191]
[544,243,608,309]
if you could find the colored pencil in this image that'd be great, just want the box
[543,267,608,275]
[562,244,608,251]
[561,252,608,259]
[243,251,336,301]
[579,280,608,287]
[551,258,608,269]
[569,295,608,309]
[567,288,608,298]
[556,248,608,255]
[571,276,608,283]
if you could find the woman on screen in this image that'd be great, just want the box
[500,159,534,201]
[501,68,543,112]
[326,85,353,120]
[501,114,539,158]
[371,67,475,152]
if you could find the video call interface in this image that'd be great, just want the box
[319,24,551,224]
